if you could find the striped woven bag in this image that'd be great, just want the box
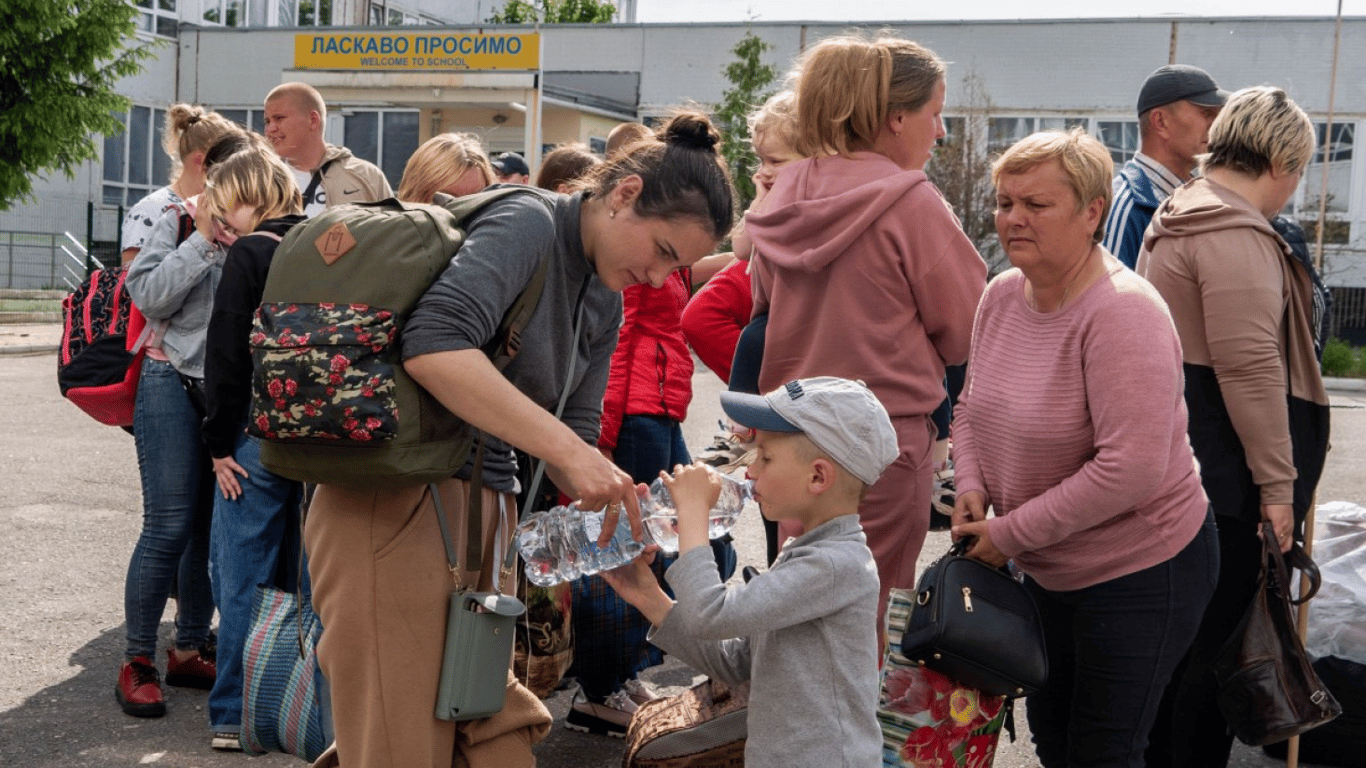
[240,585,333,761]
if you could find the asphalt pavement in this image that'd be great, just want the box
[4,327,1362,767]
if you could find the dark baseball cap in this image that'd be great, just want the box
[491,152,530,177]
[1136,65,1229,116]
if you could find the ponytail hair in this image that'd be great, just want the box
[794,33,945,157]
[579,111,735,240]
[160,104,241,183]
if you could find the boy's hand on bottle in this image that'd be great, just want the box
[662,462,720,552]
[601,546,673,626]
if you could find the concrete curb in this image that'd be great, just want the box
[1324,376,1366,392]
[0,344,58,357]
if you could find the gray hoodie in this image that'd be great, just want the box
[124,207,225,379]
[650,514,882,768]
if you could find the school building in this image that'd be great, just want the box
[6,7,1365,335]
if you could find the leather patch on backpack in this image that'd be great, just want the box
[316,222,356,265]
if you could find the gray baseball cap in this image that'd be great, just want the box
[1137,65,1229,116]
[720,377,898,486]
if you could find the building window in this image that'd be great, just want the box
[132,0,179,37]
[218,109,266,135]
[343,110,420,189]
[1096,120,1140,165]
[1288,121,1356,244]
[102,105,170,208]
[199,0,331,26]
[987,116,1089,154]
[201,0,245,25]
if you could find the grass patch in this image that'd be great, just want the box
[1322,338,1366,378]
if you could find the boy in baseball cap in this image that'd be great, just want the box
[602,377,896,766]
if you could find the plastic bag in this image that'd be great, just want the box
[1305,501,1366,667]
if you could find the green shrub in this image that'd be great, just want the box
[1321,337,1356,377]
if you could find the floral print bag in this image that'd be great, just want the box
[879,588,1011,768]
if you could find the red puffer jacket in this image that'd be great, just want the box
[598,270,693,452]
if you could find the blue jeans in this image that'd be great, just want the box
[728,314,767,396]
[1025,512,1218,768]
[208,431,306,732]
[127,358,215,659]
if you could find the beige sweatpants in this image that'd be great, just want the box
[306,478,552,768]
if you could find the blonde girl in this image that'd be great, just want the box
[195,147,307,750]
[120,104,240,263]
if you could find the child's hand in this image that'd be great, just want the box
[600,546,673,626]
[662,462,721,553]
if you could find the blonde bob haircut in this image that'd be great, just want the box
[1204,86,1315,178]
[793,32,946,157]
[992,128,1115,243]
[747,91,801,157]
[396,132,495,204]
[200,149,302,235]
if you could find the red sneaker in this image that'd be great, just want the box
[116,657,166,718]
[165,646,216,690]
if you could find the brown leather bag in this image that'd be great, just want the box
[1212,523,1342,746]
[623,678,749,768]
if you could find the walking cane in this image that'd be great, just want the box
[1286,495,1319,768]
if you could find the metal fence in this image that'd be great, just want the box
[0,199,125,290]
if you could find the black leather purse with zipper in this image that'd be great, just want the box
[899,537,1048,698]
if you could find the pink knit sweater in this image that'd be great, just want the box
[951,261,1208,591]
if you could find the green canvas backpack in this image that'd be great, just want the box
[248,187,556,488]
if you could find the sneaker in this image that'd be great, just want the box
[165,646,216,690]
[928,462,956,533]
[116,657,166,718]
[565,689,638,738]
[211,732,243,751]
[620,677,659,706]
[696,422,755,473]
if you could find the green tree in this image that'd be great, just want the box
[0,0,157,210]
[489,0,616,23]
[925,71,1006,274]
[715,32,777,210]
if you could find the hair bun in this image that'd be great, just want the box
[167,103,206,133]
[661,111,722,153]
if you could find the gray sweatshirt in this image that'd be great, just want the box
[403,189,622,490]
[124,207,225,379]
[650,514,883,768]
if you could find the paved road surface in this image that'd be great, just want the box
[4,344,1361,766]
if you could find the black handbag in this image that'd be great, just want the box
[1212,523,1342,746]
[899,537,1048,698]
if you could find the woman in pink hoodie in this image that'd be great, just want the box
[747,33,987,625]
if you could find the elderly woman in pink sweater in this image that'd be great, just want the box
[950,129,1216,768]
[747,33,986,628]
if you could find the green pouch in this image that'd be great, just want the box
[435,590,526,722]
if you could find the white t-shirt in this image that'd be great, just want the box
[121,186,183,252]
[292,166,327,217]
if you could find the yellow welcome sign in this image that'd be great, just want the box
[294,32,539,71]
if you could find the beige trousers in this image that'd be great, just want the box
[306,478,552,768]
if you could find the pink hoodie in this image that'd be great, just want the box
[747,152,986,420]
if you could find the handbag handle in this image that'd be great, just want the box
[1259,523,1322,606]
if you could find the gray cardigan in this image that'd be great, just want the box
[403,189,622,490]
[650,514,883,768]
[124,207,225,379]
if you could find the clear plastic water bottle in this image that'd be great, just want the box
[516,502,646,587]
[640,471,752,553]
[516,468,753,585]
